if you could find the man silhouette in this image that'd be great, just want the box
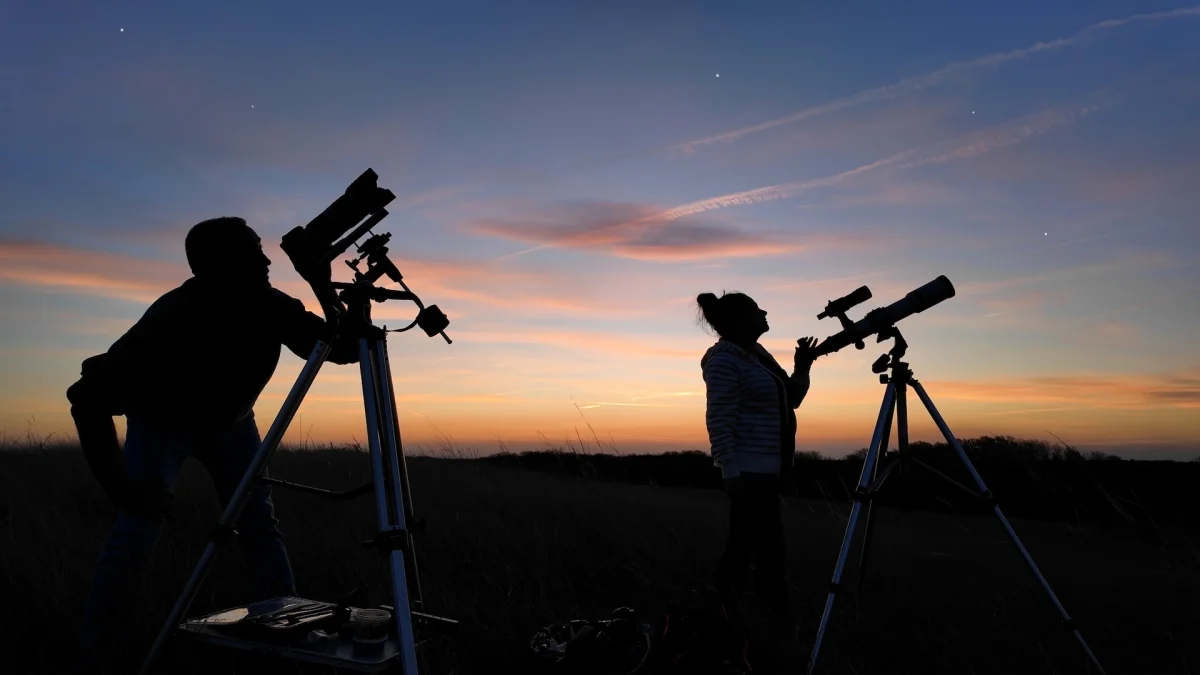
[66,217,359,666]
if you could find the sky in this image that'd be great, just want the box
[1,1,1198,459]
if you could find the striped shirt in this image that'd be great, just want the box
[701,338,810,478]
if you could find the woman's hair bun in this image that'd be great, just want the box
[696,292,719,311]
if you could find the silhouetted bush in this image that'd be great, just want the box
[480,435,1198,532]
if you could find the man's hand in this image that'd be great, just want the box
[794,337,819,373]
[117,476,173,518]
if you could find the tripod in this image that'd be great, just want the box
[139,281,456,675]
[805,327,1106,675]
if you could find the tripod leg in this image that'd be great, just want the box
[375,338,423,609]
[909,380,1107,675]
[359,339,420,675]
[855,382,898,596]
[139,341,333,675]
[807,383,896,675]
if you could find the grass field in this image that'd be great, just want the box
[2,443,1199,674]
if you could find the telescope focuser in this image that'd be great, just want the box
[817,285,873,351]
[344,232,399,285]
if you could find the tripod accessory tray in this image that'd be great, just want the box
[178,596,418,672]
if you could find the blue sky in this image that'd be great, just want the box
[1,1,1198,458]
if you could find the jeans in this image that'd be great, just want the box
[716,472,790,620]
[77,414,297,652]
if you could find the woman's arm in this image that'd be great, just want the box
[786,368,811,409]
[788,336,817,409]
[703,355,741,478]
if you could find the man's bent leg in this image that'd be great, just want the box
[200,414,296,601]
[77,420,190,654]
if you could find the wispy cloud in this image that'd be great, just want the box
[392,187,464,210]
[928,368,1200,409]
[1085,6,1200,30]
[627,391,701,402]
[896,102,1112,170]
[0,238,184,303]
[449,328,702,360]
[0,237,652,320]
[575,401,670,409]
[954,250,1181,297]
[603,95,1120,236]
[827,180,967,209]
[981,406,1083,416]
[384,255,658,318]
[476,200,818,261]
[676,6,1200,152]
[1075,287,1200,321]
[1040,223,1173,252]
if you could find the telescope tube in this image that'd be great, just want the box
[814,276,955,357]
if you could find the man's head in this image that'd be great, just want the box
[185,217,272,286]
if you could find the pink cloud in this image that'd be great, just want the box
[471,200,814,261]
[925,368,1200,409]
[0,238,184,303]
[0,236,656,320]
[449,327,701,360]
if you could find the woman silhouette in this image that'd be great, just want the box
[696,290,818,654]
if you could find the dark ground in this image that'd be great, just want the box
[2,444,1198,674]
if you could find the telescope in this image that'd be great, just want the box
[814,276,955,357]
[280,168,449,341]
[803,271,1108,675]
[141,170,457,675]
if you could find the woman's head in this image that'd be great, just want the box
[696,291,769,340]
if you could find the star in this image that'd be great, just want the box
[251,105,255,108]
[715,73,720,78]
[119,28,124,32]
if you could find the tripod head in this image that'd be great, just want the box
[335,230,451,343]
[280,169,451,344]
[871,326,910,383]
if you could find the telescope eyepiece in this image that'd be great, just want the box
[817,285,872,320]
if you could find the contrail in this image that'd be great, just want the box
[677,6,1200,153]
[497,57,1176,262]
[896,103,1110,170]
[660,98,1114,221]
[393,6,1200,221]
[497,100,1106,261]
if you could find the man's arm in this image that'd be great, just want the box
[275,292,361,364]
[67,351,173,517]
[67,363,125,504]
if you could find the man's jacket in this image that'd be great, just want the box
[68,276,358,432]
[700,338,809,479]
